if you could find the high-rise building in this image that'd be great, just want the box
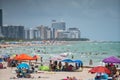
[0,9,2,27]
[29,28,34,39]
[68,28,80,39]
[0,9,4,37]
[46,28,52,39]
[24,28,40,40]
[51,21,66,39]
[52,21,66,30]
[2,25,24,39]
[57,31,71,39]
[24,29,30,40]
[37,25,51,40]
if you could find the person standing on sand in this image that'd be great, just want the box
[89,59,93,65]
[49,60,53,71]
[58,61,62,70]
[40,57,43,66]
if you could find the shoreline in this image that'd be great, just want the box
[0,40,119,48]
[0,41,70,48]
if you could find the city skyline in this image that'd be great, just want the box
[0,0,120,41]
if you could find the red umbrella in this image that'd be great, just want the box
[89,66,111,74]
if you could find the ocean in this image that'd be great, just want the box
[0,41,120,66]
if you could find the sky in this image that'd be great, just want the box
[0,0,120,41]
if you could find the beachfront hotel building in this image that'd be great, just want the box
[51,20,66,39]
[2,25,24,39]
[0,9,4,37]
[68,28,80,39]
[0,9,2,28]
[57,31,71,39]
[24,28,40,40]
[57,29,80,39]
[24,29,29,40]
[37,25,52,40]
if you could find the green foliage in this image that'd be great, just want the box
[0,37,90,42]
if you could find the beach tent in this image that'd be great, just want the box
[61,59,83,64]
[61,59,83,71]
[39,65,49,71]
[73,60,83,64]
[89,66,111,74]
[72,60,83,66]
[14,53,36,60]
[17,62,30,69]
[102,56,120,63]
[61,59,73,63]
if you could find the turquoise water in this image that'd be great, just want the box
[0,41,120,66]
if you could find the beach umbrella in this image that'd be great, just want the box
[73,60,83,64]
[14,53,35,60]
[17,62,30,69]
[102,56,120,63]
[89,66,111,74]
[50,55,65,61]
[61,59,73,63]
[95,73,108,79]
[0,59,3,63]
[101,73,108,79]
[1,54,10,58]
[73,60,83,66]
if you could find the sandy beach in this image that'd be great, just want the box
[0,65,95,80]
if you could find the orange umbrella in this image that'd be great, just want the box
[89,66,111,74]
[14,53,35,60]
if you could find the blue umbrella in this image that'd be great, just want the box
[73,60,83,64]
[95,73,108,80]
[73,60,83,67]
[17,62,30,69]
[101,73,108,79]
[1,54,10,58]
[0,59,3,63]
[61,59,73,63]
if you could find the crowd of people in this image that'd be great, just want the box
[105,63,120,80]
[49,60,83,71]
